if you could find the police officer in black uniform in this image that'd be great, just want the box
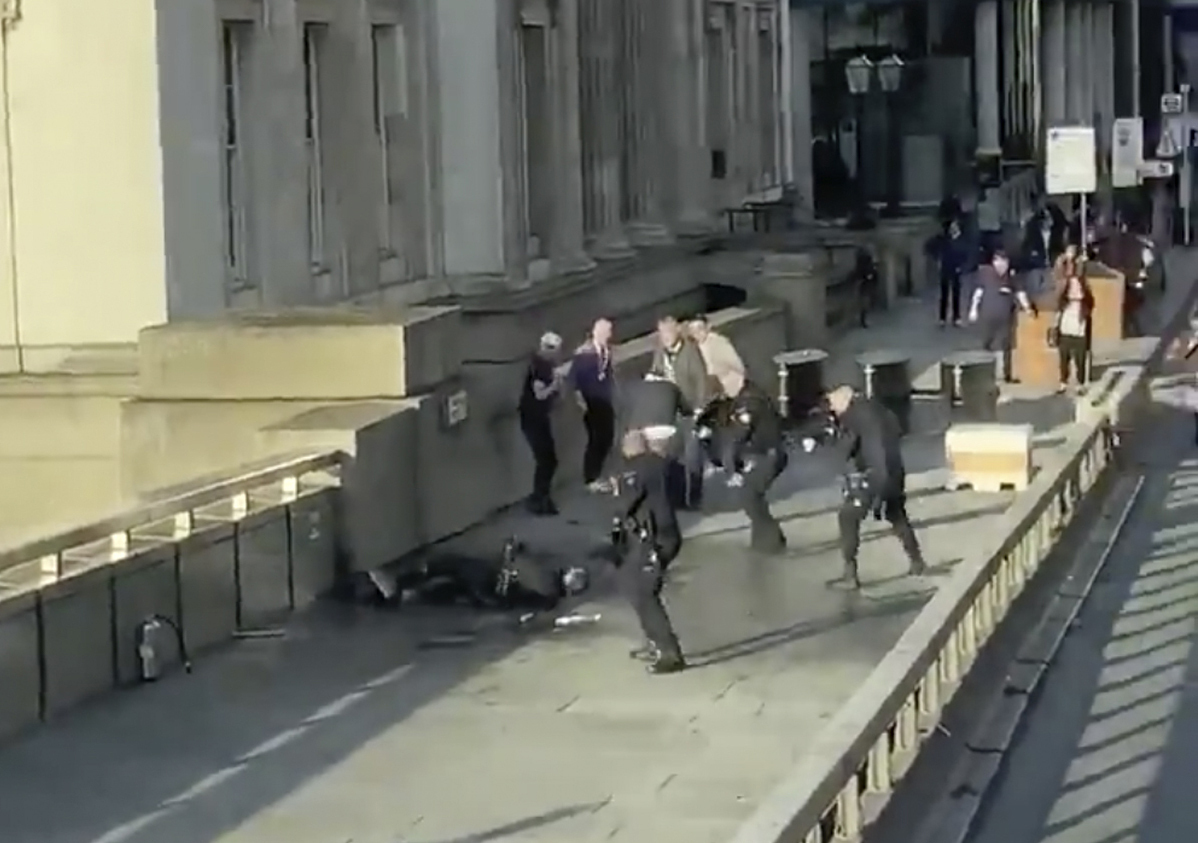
[610,429,686,674]
[719,372,788,555]
[807,385,927,589]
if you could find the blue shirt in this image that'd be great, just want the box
[571,344,613,404]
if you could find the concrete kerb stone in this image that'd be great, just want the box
[726,260,1198,843]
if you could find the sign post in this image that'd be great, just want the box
[1046,126,1097,251]
[1158,86,1192,246]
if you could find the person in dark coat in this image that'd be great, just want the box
[518,332,567,515]
[609,430,685,674]
[648,315,711,510]
[718,371,788,555]
[968,250,1035,382]
[1019,209,1065,299]
[805,386,926,589]
[938,219,972,326]
[571,318,617,487]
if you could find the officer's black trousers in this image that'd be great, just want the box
[617,540,681,658]
[740,450,788,552]
[519,415,557,502]
[581,399,615,484]
[838,493,923,570]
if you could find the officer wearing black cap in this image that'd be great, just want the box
[718,371,788,555]
[609,429,685,674]
[806,385,927,589]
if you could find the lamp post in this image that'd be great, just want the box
[877,54,904,217]
[845,55,874,229]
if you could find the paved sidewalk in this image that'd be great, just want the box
[0,262,1184,843]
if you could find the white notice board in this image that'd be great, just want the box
[1111,117,1143,188]
[1045,126,1097,195]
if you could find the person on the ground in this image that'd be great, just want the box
[937,219,972,327]
[518,331,567,515]
[407,537,590,611]
[572,318,617,489]
[968,249,1034,383]
[609,430,685,674]
[649,315,711,509]
[718,370,788,555]
[804,385,926,590]
[1054,267,1094,394]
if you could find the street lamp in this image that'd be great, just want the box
[877,54,904,217]
[845,56,874,229]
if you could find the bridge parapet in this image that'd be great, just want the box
[0,451,341,740]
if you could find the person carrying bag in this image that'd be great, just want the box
[1052,260,1094,394]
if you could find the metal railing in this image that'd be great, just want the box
[731,414,1118,843]
[0,451,343,595]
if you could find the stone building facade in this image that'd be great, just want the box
[0,0,785,370]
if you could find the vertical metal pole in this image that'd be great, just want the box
[1080,192,1088,252]
[1185,84,1193,245]
[1131,0,1140,119]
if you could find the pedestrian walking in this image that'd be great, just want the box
[572,318,616,488]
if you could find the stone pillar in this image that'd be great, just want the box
[549,0,594,272]
[1082,2,1096,127]
[322,0,382,298]
[622,0,671,243]
[1093,2,1116,154]
[578,0,632,258]
[1043,0,1067,127]
[975,0,1001,153]
[669,0,709,232]
[248,0,311,307]
[788,7,814,221]
[1065,1,1087,124]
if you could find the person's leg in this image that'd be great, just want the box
[619,552,684,671]
[939,274,950,324]
[526,423,558,514]
[741,453,787,553]
[833,502,865,588]
[1057,340,1071,390]
[951,274,963,323]
[884,494,927,574]
[582,401,614,484]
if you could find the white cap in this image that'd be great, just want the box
[539,331,562,351]
[642,424,678,442]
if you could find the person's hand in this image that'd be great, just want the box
[968,307,980,324]
[801,437,817,453]
[726,472,745,488]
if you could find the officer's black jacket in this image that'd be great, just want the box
[625,378,686,431]
[831,395,905,494]
[723,381,784,469]
[617,453,679,536]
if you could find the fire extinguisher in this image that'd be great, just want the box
[135,615,192,682]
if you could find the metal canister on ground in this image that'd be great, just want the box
[939,350,999,422]
[774,349,828,424]
[857,351,913,434]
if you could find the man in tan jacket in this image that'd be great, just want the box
[687,314,746,387]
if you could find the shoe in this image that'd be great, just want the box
[629,642,655,662]
[648,652,686,675]
[953,319,963,328]
[938,319,947,328]
[827,564,862,590]
[908,558,928,577]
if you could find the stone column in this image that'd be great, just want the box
[622,0,671,243]
[578,0,632,257]
[669,0,709,232]
[1094,2,1116,152]
[1043,0,1067,127]
[549,0,594,272]
[322,0,382,298]
[1082,2,1096,128]
[249,0,312,307]
[760,252,828,348]
[1065,0,1087,124]
[975,0,1001,153]
[788,6,814,221]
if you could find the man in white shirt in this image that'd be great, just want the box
[687,315,746,387]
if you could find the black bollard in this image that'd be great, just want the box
[857,351,913,434]
[939,351,999,423]
[774,349,828,424]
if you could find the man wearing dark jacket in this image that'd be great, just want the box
[807,386,926,589]
[719,372,788,555]
[937,220,972,326]
[648,315,711,509]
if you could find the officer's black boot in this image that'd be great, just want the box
[827,559,862,590]
[648,645,686,675]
